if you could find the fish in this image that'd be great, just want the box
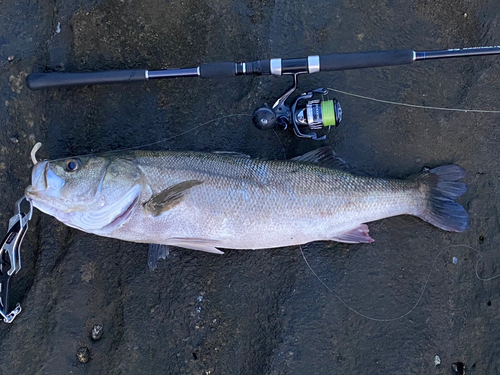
[25,147,469,269]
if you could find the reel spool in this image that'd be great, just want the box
[252,75,342,140]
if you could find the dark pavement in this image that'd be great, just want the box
[1,0,499,373]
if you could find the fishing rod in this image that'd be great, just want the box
[26,46,500,140]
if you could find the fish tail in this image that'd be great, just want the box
[416,165,470,232]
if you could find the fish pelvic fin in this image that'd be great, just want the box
[144,180,203,217]
[148,244,170,271]
[416,165,469,232]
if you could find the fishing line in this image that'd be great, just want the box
[299,243,499,322]
[46,113,252,162]
[272,128,288,160]
[327,88,500,113]
[114,113,252,152]
[42,89,500,164]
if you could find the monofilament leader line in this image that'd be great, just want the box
[300,243,500,322]
[44,114,253,162]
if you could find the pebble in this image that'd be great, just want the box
[453,257,458,264]
[434,355,441,366]
[10,137,19,144]
[7,55,14,62]
[76,347,90,363]
[91,324,103,341]
[452,362,465,374]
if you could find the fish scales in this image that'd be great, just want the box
[54,151,417,245]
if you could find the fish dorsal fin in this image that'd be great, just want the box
[291,146,352,171]
[144,180,203,217]
[212,151,250,158]
[148,244,170,271]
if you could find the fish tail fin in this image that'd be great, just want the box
[416,165,470,232]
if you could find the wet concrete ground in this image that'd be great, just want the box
[1,0,500,374]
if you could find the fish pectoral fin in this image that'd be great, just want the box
[331,224,374,244]
[166,237,224,254]
[148,244,170,271]
[144,180,203,217]
[291,146,353,172]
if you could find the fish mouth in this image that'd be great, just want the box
[26,161,65,198]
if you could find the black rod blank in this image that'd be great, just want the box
[415,46,500,60]
[25,46,500,91]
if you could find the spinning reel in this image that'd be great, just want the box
[252,74,342,140]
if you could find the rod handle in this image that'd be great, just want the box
[26,70,148,90]
[320,49,415,71]
[199,62,236,78]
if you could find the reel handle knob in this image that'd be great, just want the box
[252,104,277,130]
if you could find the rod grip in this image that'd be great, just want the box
[320,49,415,71]
[26,70,148,90]
[199,62,236,78]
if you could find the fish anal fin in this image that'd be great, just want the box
[148,244,170,271]
[331,224,374,244]
[167,238,224,254]
[144,180,203,217]
[291,146,352,172]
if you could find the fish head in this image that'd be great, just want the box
[25,155,143,234]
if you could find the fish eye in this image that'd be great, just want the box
[65,158,81,172]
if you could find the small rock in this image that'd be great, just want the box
[453,257,458,264]
[9,73,27,94]
[452,362,465,374]
[10,137,19,144]
[76,347,90,363]
[7,56,14,62]
[91,324,103,341]
[56,22,61,33]
[434,355,441,366]
[28,134,36,145]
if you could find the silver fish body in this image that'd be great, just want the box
[25,148,469,253]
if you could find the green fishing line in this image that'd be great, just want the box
[321,100,337,126]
